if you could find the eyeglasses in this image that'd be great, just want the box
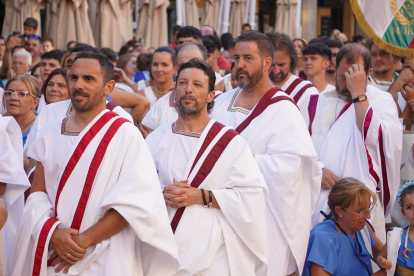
[27,34,40,40]
[4,90,37,100]
[343,204,377,218]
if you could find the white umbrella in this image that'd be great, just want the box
[229,0,246,38]
[185,0,199,28]
[203,0,221,30]
[274,0,297,39]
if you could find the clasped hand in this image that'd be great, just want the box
[163,179,200,208]
[49,228,88,273]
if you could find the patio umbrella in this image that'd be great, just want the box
[274,0,297,39]
[185,0,199,28]
[2,0,42,36]
[203,0,220,30]
[229,0,246,37]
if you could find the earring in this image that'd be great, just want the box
[340,216,342,218]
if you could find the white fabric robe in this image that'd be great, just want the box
[0,115,30,261]
[210,88,322,276]
[146,119,268,275]
[299,85,403,242]
[24,99,132,157]
[9,110,180,275]
[281,74,318,105]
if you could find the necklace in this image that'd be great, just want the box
[155,85,163,95]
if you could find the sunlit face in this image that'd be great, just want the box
[269,50,291,85]
[4,80,39,117]
[220,50,232,64]
[151,51,176,83]
[12,56,31,75]
[175,68,214,118]
[293,40,304,59]
[336,194,373,232]
[40,58,61,81]
[26,38,41,57]
[46,74,69,104]
[42,41,54,53]
[68,58,109,112]
[401,193,414,226]
[124,56,138,78]
[23,26,36,36]
[370,44,394,76]
[303,54,330,77]
[177,36,198,45]
[234,41,265,90]
[327,47,340,74]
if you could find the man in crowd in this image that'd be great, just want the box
[302,43,335,94]
[211,31,321,276]
[11,50,31,75]
[267,32,318,105]
[202,36,224,90]
[42,37,55,53]
[0,35,22,80]
[241,23,252,33]
[26,36,42,67]
[9,52,180,275]
[323,39,343,85]
[40,50,64,83]
[169,25,182,49]
[142,42,221,132]
[298,43,402,243]
[146,58,268,275]
[176,26,202,45]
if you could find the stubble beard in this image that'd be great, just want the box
[237,65,264,91]
[71,87,105,113]
[269,69,289,85]
[177,94,207,120]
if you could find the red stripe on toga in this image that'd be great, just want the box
[55,112,118,219]
[293,83,315,103]
[378,125,390,214]
[71,118,129,231]
[284,78,303,95]
[363,108,381,187]
[106,102,119,111]
[171,129,238,233]
[32,218,59,276]
[308,95,319,135]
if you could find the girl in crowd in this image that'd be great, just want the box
[304,178,388,276]
[376,183,414,275]
[3,75,39,147]
[137,47,176,107]
[41,68,69,104]
[135,53,152,90]
[292,38,307,76]
[116,54,138,93]
[30,62,42,87]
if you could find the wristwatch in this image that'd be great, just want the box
[352,94,367,103]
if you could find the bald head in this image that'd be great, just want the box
[176,42,207,69]
[336,43,371,75]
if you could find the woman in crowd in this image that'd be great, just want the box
[135,53,152,90]
[292,38,307,75]
[137,47,176,107]
[30,62,42,87]
[41,68,69,104]
[3,75,39,147]
[116,54,138,93]
[303,178,387,276]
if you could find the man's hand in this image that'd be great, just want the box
[397,68,414,87]
[163,179,204,208]
[345,64,366,98]
[405,57,414,72]
[6,35,21,51]
[49,252,72,273]
[321,168,339,190]
[401,82,414,102]
[50,228,86,265]
[377,256,392,270]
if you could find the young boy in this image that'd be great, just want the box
[302,42,335,94]
[23,18,38,36]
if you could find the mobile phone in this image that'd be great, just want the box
[138,38,145,47]
[12,31,20,36]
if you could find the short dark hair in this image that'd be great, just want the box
[176,42,207,61]
[302,43,332,60]
[119,44,133,56]
[41,50,65,62]
[353,35,365,43]
[202,36,216,54]
[70,44,101,55]
[172,25,182,34]
[242,23,251,29]
[206,35,221,51]
[308,36,328,44]
[222,39,235,51]
[67,40,76,50]
[137,53,151,71]
[176,58,216,113]
[126,39,138,48]
[237,31,274,61]
[267,32,296,71]
[42,68,68,104]
[324,39,343,49]
[30,62,42,75]
[0,36,5,42]
[151,46,176,66]
[23,18,38,29]
[100,47,118,63]
[336,43,371,75]
[42,37,54,46]
[73,52,114,84]
[176,26,203,41]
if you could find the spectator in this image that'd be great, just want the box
[119,44,133,57]
[0,37,5,68]
[26,36,42,67]
[126,39,139,49]
[3,74,40,147]
[42,37,55,53]
[23,18,38,37]
[176,26,202,45]
[332,29,348,42]
[241,23,252,33]
[67,41,76,51]
[220,50,232,65]
[134,53,152,90]
[293,38,307,75]
[323,39,344,85]
[207,34,231,73]
[202,36,224,91]
[60,52,71,68]
[11,50,31,76]
[353,34,366,45]
[41,68,69,104]
[100,47,118,65]
[116,54,138,93]
[30,62,42,85]
[39,50,64,84]
[200,25,216,36]
[169,25,182,49]
[230,61,238,89]
[222,38,236,60]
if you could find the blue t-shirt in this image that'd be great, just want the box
[22,129,30,146]
[303,219,374,276]
[395,226,414,275]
